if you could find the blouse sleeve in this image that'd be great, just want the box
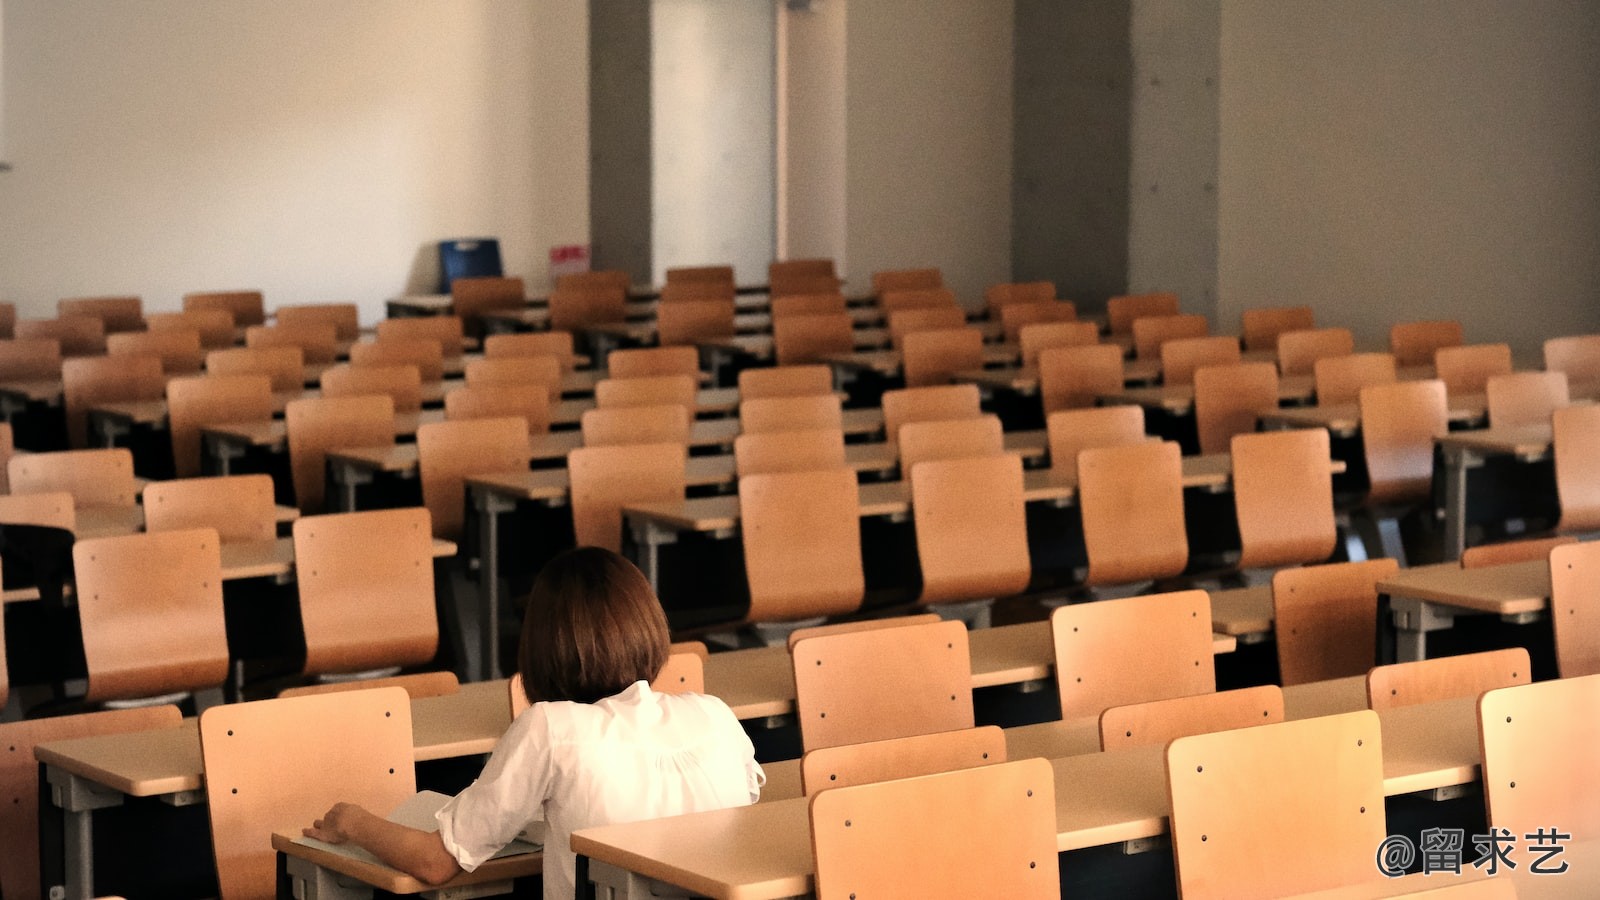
[435,706,554,871]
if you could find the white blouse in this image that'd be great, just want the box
[436,680,765,900]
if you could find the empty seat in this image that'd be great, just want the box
[284,395,396,513]
[739,467,864,624]
[143,474,278,544]
[58,295,143,334]
[901,327,983,388]
[773,313,854,365]
[1276,326,1354,377]
[1273,558,1400,685]
[60,354,165,448]
[1313,352,1397,405]
[1099,684,1284,751]
[166,374,276,478]
[580,405,691,447]
[1390,319,1463,368]
[1434,342,1513,395]
[1160,335,1240,387]
[1045,405,1145,485]
[1240,305,1315,352]
[566,442,687,552]
[1051,589,1215,720]
[1367,647,1531,710]
[737,364,833,399]
[1106,291,1180,335]
[740,394,843,434]
[1038,343,1126,413]
[733,429,847,477]
[205,346,306,393]
[1077,440,1187,586]
[1193,362,1278,455]
[608,346,700,379]
[108,328,204,375]
[183,289,265,328]
[416,417,531,540]
[275,303,360,341]
[246,323,338,365]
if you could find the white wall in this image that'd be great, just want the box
[0,0,589,324]
[1218,0,1600,357]
[776,0,848,270]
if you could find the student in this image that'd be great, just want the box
[304,547,765,899]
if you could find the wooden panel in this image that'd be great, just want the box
[567,443,687,552]
[275,303,361,341]
[608,346,700,379]
[0,337,63,381]
[284,395,395,513]
[108,328,204,375]
[880,384,982,451]
[740,394,843,434]
[581,405,690,447]
[1277,326,1354,377]
[1479,674,1600,838]
[999,300,1077,344]
[801,725,1006,795]
[1159,335,1240,386]
[464,356,563,397]
[1045,405,1146,485]
[773,313,854,366]
[1038,343,1125,413]
[594,374,697,412]
[1367,647,1530,710]
[899,415,1004,471]
[444,385,551,435]
[183,289,265,327]
[375,315,467,358]
[1051,589,1215,719]
[61,354,165,448]
[245,323,338,365]
[1106,291,1179,334]
[1359,379,1449,505]
[144,474,277,544]
[1273,558,1399,686]
[58,295,143,333]
[1231,428,1338,570]
[1077,440,1187,586]
[416,418,531,540]
[737,365,832,399]
[8,447,137,508]
[167,374,276,478]
[1435,343,1514,395]
[887,306,966,350]
[0,491,76,531]
[1544,332,1600,381]
[205,346,306,393]
[910,454,1031,606]
[1240,305,1314,352]
[1018,320,1098,368]
[1100,684,1283,750]
[1555,404,1600,532]
[740,469,864,623]
[1485,370,1568,429]
[1193,361,1279,455]
[1312,352,1397,405]
[1549,540,1600,678]
[1131,313,1208,360]
[1390,319,1464,368]
[733,429,847,477]
[16,315,106,356]
[482,331,577,371]
[320,364,423,413]
[1460,534,1575,569]
[901,327,984,388]
[657,299,736,346]
[349,338,445,383]
[279,671,459,700]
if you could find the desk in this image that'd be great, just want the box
[1376,559,1548,662]
[1434,425,1553,560]
[270,831,540,899]
[1259,396,1490,439]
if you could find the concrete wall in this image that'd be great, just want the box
[776,0,848,270]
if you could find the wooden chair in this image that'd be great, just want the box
[74,528,229,702]
[0,706,183,900]
[1038,343,1125,413]
[1077,441,1188,586]
[1240,305,1315,352]
[482,330,579,371]
[465,356,564,397]
[349,338,445,383]
[740,394,843,434]
[608,346,700,379]
[1390,319,1464,367]
[1272,558,1400,685]
[294,508,439,675]
[105,328,203,375]
[770,293,847,319]
[1099,684,1284,751]
[1277,326,1355,376]
[881,383,982,452]
[910,454,1031,618]
[0,301,13,339]
[1106,291,1180,334]
[799,725,1005,795]
[199,688,415,900]
[375,315,467,362]
[167,374,276,478]
[451,275,525,334]
[786,615,942,652]
[1434,342,1513,395]
[737,364,832,399]
[1231,428,1338,570]
[416,417,531,541]
[983,280,1055,314]
[656,298,736,346]
[0,491,76,531]
[1359,379,1448,505]
[901,327,983,388]
[548,284,627,332]
[1485,370,1568,428]
[810,758,1057,900]
[205,346,306,393]
[275,303,360,341]
[998,300,1077,344]
[1166,710,1386,899]
[733,429,847,477]
[1543,333,1600,383]
[1460,534,1575,569]
[581,405,691,447]
[1193,361,1278,455]
[1547,540,1600,677]
[1367,647,1530,710]
[878,288,956,316]
[1478,673,1600,839]
[594,374,698,412]
[557,270,630,293]
[284,395,396,513]
[773,312,854,365]
[245,323,338,365]
[1131,313,1209,360]
[279,670,459,700]
[143,474,277,544]
[740,468,864,624]
[887,306,967,350]
[1313,352,1398,405]
[791,618,972,752]
[898,415,1003,471]
[871,267,942,296]
[1051,589,1215,719]
[445,384,552,435]
[666,264,735,285]
[183,289,265,328]
[16,315,106,356]
[1554,404,1600,533]
[61,354,165,448]
[319,364,423,413]
[1161,335,1241,386]
[769,258,838,295]
[8,447,137,508]
[1045,405,1145,485]
[1017,320,1098,368]
[567,442,687,551]
[148,309,237,350]
[0,337,62,381]
[659,281,735,304]
[58,295,143,333]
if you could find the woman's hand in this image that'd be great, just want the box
[304,802,372,844]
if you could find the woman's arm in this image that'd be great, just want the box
[304,802,463,886]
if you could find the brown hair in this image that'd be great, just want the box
[517,547,670,704]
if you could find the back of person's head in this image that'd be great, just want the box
[517,547,670,705]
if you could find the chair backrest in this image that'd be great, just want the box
[60,354,166,448]
[464,355,564,397]
[438,237,503,291]
[769,258,838,294]
[1478,673,1600,839]
[416,417,531,540]
[166,373,276,478]
[482,330,578,371]
[200,688,416,900]
[148,308,237,350]
[1313,352,1398,405]
[1543,333,1600,382]
[1359,379,1449,505]
[983,280,1055,313]
[1166,710,1386,899]
[594,374,698,412]
[1272,558,1400,685]
[205,346,306,393]
[0,301,14,339]
[1045,405,1146,485]
[770,292,847,319]
[320,363,423,413]
[1038,343,1125,413]
[910,453,1032,606]
[74,528,229,702]
[143,474,278,544]
[608,346,700,379]
[871,267,943,296]
[1131,313,1210,360]
[0,491,76,531]
[1240,305,1315,352]
[16,315,106,356]
[375,315,467,359]
[998,300,1078,344]
[451,275,526,329]
[733,428,847,477]
[1390,319,1464,367]
[1050,589,1215,719]
[1548,540,1600,677]
[581,405,691,447]
[567,443,687,551]
[1434,342,1514,395]
[660,281,735,304]
[1231,428,1338,570]
[656,298,736,346]
[245,323,339,365]
[786,614,943,652]
[8,447,137,508]
[1193,361,1279,455]
[791,618,972,752]
[879,288,958,314]
[799,725,1006,795]
[1485,370,1568,429]
[898,415,1004,471]
[1160,335,1241,386]
[1099,684,1284,751]
[740,468,864,623]
[887,306,967,350]
[880,383,983,451]
[737,364,833,399]
[349,338,445,383]
[1554,404,1600,532]
[1017,320,1098,368]
[184,289,265,327]
[1459,534,1575,569]
[108,328,205,375]
[1077,441,1187,586]
[773,312,855,365]
[901,325,982,390]
[0,337,63,381]
[0,706,183,900]
[809,758,1058,900]
[548,283,627,331]
[1367,647,1530,711]
[1276,326,1355,377]
[294,508,439,674]
[740,393,843,434]
[275,303,360,341]
[284,395,396,513]
[666,264,735,284]
[58,295,143,333]
[557,269,631,293]
[1106,291,1180,334]
[280,671,460,700]
[444,384,552,435]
